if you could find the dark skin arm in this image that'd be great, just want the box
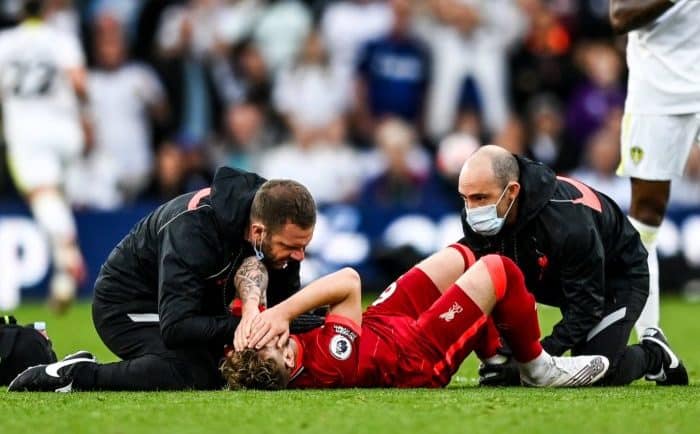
[609,0,676,34]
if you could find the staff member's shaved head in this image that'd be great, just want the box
[459,145,519,190]
[458,145,521,233]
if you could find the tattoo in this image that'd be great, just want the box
[234,256,269,307]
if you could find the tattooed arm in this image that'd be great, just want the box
[234,256,269,307]
[233,256,269,350]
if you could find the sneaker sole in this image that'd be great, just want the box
[561,357,610,387]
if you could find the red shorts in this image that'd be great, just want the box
[361,267,487,387]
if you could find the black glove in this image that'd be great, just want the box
[478,344,522,387]
[478,357,522,387]
[289,313,325,334]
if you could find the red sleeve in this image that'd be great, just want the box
[308,314,361,387]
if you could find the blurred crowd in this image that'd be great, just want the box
[1,0,699,212]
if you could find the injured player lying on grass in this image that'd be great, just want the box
[221,244,610,389]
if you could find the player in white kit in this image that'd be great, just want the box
[610,0,700,353]
[0,0,88,312]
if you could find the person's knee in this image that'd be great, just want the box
[498,256,526,285]
[479,255,507,300]
[630,179,670,226]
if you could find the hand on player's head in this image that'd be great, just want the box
[247,306,291,350]
[220,348,290,390]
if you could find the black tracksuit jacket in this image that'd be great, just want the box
[459,156,648,356]
[93,167,302,350]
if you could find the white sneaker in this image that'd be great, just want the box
[521,355,609,387]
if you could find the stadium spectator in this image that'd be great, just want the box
[67,13,168,210]
[434,132,480,210]
[492,116,527,156]
[155,0,226,146]
[227,38,273,110]
[565,41,625,151]
[357,118,433,236]
[509,0,576,113]
[251,0,312,74]
[354,0,431,140]
[570,111,631,209]
[273,29,352,144]
[419,0,526,140]
[320,0,392,71]
[149,137,211,202]
[216,0,264,48]
[259,114,362,206]
[524,94,577,173]
[208,101,275,173]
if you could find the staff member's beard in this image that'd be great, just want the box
[253,235,288,269]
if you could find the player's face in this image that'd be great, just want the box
[258,339,296,379]
[259,223,314,269]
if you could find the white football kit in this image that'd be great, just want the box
[0,20,85,192]
[618,0,700,180]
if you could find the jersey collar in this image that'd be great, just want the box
[289,335,304,382]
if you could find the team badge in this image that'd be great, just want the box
[630,146,644,165]
[439,302,463,322]
[329,335,352,360]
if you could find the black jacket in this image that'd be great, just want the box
[459,156,648,356]
[94,167,302,349]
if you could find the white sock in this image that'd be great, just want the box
[30,191,81,300]
[484,354,508,365]
[30,190,77,243]
[628,216,660,338]
[519,349,551,380]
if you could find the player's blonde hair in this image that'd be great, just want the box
[220,349,290,390]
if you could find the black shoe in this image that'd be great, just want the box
[641,327,688,386]
[7,351,96,392]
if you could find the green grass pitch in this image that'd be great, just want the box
[2,298,699,434]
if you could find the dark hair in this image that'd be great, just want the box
[491,152,520,188]
[250,180,316,233]
[220,349,289,390]
[23,0,43,17]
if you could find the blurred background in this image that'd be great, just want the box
[1,0,699,311]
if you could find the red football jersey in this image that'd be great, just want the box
[288,314,361,388]
[289,265,487,389]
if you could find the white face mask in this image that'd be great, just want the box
[465,185,515,236]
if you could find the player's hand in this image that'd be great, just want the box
[233,302,260,351]
[247,306,290,350]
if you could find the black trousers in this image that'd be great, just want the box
[571,264,663,386]
[71,300,224,391]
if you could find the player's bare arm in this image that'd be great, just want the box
[233,256,269,351]
[247,268,362,350]
[67,66,94,154]
[609,0,676,34]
